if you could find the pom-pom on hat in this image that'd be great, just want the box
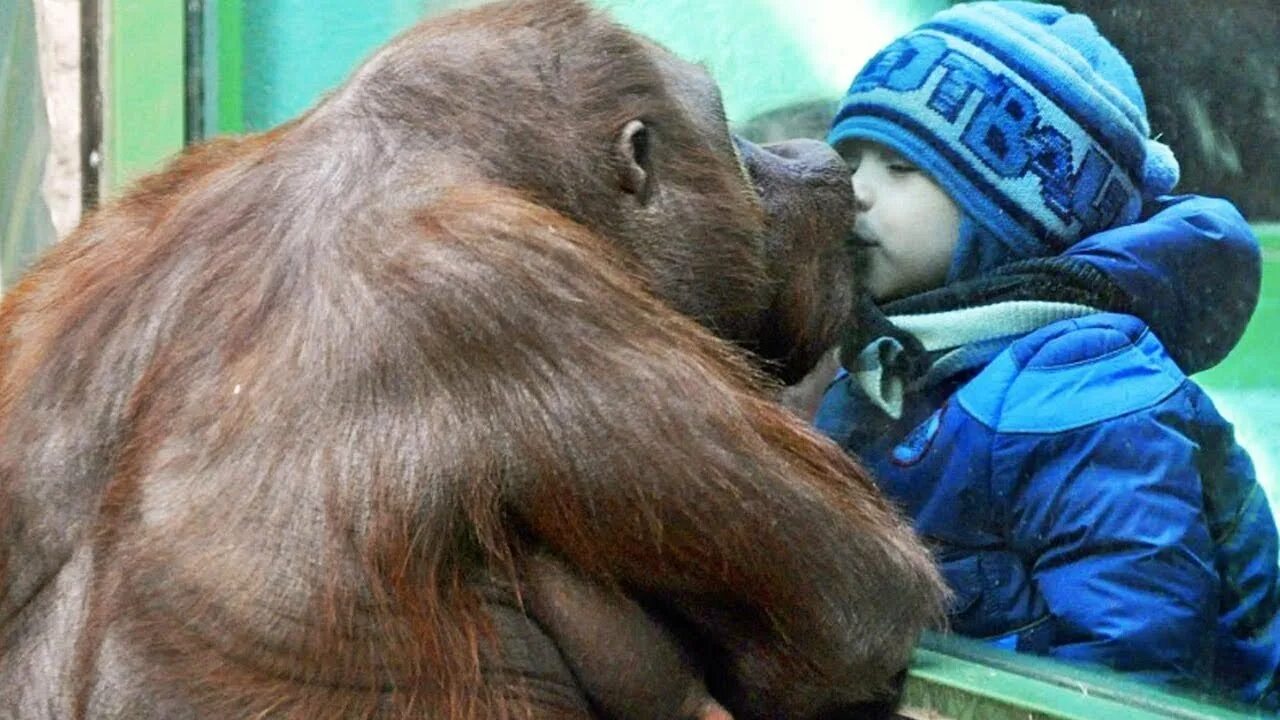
[828,1,1179,280]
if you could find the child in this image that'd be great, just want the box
[814,0,1280,707]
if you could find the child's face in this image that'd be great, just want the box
[840,141,960,301]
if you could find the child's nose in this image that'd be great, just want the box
[850,170,872,211]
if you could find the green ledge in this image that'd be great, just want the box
[902,634,1270,720]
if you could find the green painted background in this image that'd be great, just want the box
[107,1,185,193]
[218,0,947,133]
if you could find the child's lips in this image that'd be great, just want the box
[850,230,880,248]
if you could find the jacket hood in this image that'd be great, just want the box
[1064,194,1260,374]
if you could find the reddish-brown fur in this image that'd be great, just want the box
[0,1,945,718]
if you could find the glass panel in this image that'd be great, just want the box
[201,0,1279,713]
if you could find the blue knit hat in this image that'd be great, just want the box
[828,1,1179,281]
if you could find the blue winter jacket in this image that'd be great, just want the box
[815,195,1280,706]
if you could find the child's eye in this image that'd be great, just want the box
[888,161,918,173]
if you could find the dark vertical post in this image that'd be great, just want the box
[185,0,204,142]
[80,0,101,210]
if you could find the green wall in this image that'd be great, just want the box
[240,0,428,131]
[106,1,185,193]
[229,0,945,132]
